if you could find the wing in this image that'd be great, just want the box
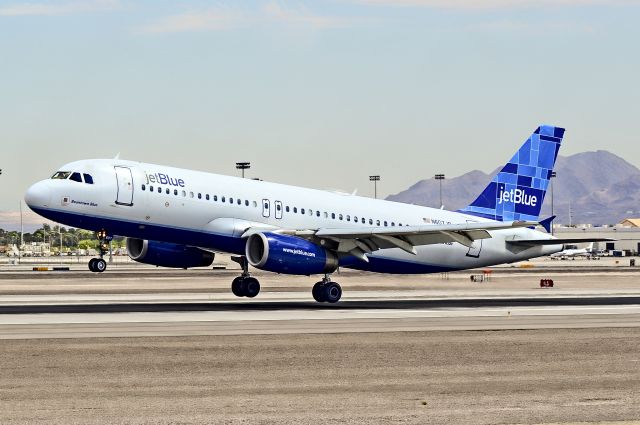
[242,220,536,262]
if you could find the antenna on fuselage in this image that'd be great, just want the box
[114,153,120,160]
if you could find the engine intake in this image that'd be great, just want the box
[246,232,338,276]
[126,238,214,269]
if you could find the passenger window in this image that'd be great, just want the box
[69,172,82,183]
[301,208,305,215]
[222,196,226,202]
[384,221,388,227]
[376,220,380,226]
[369,219,373,225]
[293,207,298,213]
[346,215,351,222]
[190,192,194,198]
[276,204,281,211]
[316,211,320,217]
[354,216,358,222]
[158,187,162,193]
[150,186,154,192]
[142,184,146,191]
[174,189,178,196]
[237,199,241,205]
[391,222,395,226]
[253,201,257,207]
[198,193,202,199]
[230,197,234,204]
[182,190,186,197]
[286,206,290,212]
[339,214,343,221]
[83,174,94,184]
[361,218,365,224]
[324,212,328,218]
[245,200,249,206]
[166,188,170,194]
[331,213,335,219]
[214,195,218,201]
[206,194,210,200]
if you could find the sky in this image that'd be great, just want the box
[1,0,639,230]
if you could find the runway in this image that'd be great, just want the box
[2,292,640,338]
[2,268,640,339]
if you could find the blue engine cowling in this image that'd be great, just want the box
[126,238,214,269]
[246,232,338,275]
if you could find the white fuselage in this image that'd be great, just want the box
[25,159,562,274]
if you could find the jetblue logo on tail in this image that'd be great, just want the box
[498,187,537,207]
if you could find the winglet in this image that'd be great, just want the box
[539,216,556,233]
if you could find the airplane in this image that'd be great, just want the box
[24,125,611,303]
[550,243,598,260]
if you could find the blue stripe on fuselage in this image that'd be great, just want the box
[30,206,458,275]
[30,206,246,255]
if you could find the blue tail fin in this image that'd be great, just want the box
[459,125,565,222]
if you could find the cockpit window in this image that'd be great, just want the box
[69,172,83,183]
[83,174,94,184]
[51,171,71,180]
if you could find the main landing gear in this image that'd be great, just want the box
[230,256,260,298]
[88,229,109,273]
[312,275,342,303]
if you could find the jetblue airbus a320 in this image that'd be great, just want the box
[25,125,607,303]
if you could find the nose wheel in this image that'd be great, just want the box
[89,229,110,273]
[312,277,342,303]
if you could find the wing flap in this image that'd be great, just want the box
[506,238,614,247]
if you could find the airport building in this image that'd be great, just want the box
[554,218,640,255]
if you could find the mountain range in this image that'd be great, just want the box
[387,150,640,225]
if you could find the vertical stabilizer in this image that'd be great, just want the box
[459,125,565,222]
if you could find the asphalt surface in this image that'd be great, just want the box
[2,329,640,424]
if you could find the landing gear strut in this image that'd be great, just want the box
[312,275,342,303]
[230,256,260,298]
[88,229,109,273]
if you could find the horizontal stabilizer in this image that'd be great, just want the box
[538,216,556,233]
[506,238,614,247]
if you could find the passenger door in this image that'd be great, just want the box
[114,166,134,206]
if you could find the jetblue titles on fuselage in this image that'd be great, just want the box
[145,172,185,188]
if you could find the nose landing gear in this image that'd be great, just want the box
[88,229,110,273]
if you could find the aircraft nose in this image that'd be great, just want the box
[24,180,51,209]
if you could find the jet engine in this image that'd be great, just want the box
[126,238,214,269]
[245,232,338,275]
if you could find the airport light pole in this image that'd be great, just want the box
[550,171,556,235]
[235,162,251,178]
[369,175,380,199]
[434,174,445,208]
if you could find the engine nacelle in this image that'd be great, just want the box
[246,232,338,275]
[126,238,214,269]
